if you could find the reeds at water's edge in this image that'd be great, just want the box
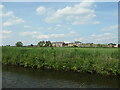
[2,46,120,75]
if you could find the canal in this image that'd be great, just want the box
[2,65,119,88]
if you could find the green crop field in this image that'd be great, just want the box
[2,46,120,75]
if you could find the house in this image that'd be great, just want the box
[83,43,92,47]
[114,44,118,48]
[108,43,116,47]
[68,43,77,47]
[114,44,120,48]
[92,43,98,47]
[63,43,69,47]
[52,42,64,47]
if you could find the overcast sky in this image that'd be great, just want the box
[0,1,118,46]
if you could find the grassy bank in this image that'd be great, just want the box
[2,46,120,75]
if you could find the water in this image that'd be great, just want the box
[2,65,119,88]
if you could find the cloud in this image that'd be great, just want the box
[2,11,14,17]
[91,33,113,38]
[2,30,12,34]
[36,6,46,15]
[21,31,40,36]
[1,5,24,27]
[0,4,4,17]
[1,35,11,39]
[3,17,24,27]
[90,33,117,43]
[0,30,12,39]
[73,32,117,44]
[69,31,77,35]
[47,27,52,30]
[0,30,12,34]
[50,34,65,38]
[0,4,4,11]
[101,25,118,31]
[56,24,62,27]
[24,25,32,28]
[3,22,12,26]
[54,24,66,31]
[21,31,65,39]
[33,34,65,39]
[95,36,117,41]
[0,5,14,17]
[74,37,85,41]
[33,35,49,39]
[36,27,44,30]
[44,0,99,25]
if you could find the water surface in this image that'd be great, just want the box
[2,65,119,88]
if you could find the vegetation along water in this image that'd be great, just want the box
[2,46,120,75]
[3,65,119,88]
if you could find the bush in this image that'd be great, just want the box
[15,41,23,47]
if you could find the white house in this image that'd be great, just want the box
[114,44,118,47]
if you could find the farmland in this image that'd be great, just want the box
[2,46,120,75]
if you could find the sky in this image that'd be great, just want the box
[0,1,118,46]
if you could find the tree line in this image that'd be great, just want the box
[9,41,118,48]
[15,41,52,47]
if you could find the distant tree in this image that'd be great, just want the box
[37,41,45,47]
[16,41,23,47]
[90,43,93,47]
[45,41,52,47]
[45,41,48,47]
[63,42,66,47]
[108,43,113,45]
[97,44,101,47]
[6,45,10,46]
[30,44,34,47]
[108,43,116,45]
[75,41,82,44]
[73,45,78,47]
[48,41,52,47]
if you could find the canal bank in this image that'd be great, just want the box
[2,47,120,75]
[2,65,119,88]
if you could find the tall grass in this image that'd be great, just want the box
[2,46,120,75]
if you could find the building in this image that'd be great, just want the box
[108,43,116,47]
[68,43,77,47]
[114,44,118,48]
[52,42,64,47]
[80,43,92,47]
[114,44,120,48]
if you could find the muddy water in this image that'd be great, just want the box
[2,65,119,88]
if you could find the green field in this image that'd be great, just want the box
[2,46,120,75]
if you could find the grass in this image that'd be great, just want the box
[2,46,120,75]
